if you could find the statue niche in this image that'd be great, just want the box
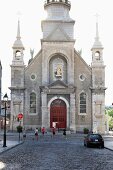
[54,65,62,78]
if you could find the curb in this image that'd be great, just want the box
[0,141,24,155]
[104,146,113,151]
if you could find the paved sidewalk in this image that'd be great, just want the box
[0,140,23,154]
[103,135,113,151]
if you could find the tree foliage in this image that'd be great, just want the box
[105,107,113,130]
[109,117,113,130]
[105,107,113,117]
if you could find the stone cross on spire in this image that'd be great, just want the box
[17,11,22,20]
[95,13,99,23]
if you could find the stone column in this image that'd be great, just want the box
[92,94,106,134]
[41,92,48,128]
[70,93,76,131]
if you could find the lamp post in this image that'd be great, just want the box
[3,93,8,147]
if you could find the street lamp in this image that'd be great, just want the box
[3,93,8,147]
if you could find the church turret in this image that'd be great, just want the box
[91,18,105,87]
[10,20,25,130]
[41,0,75,85]
[91,17,106,134]
[12,20,25,65]
[10,20,25,87]
[41,0,76,131]
[44,0,71,18]
[91,16,103,64]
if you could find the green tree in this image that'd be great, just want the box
[109,117,113,130]
[105,107,113,117]
[105,107,113,130]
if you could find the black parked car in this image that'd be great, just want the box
[84,133,104,148]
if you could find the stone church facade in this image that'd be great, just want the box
[9,0,106,133]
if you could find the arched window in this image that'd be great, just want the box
[30,92,36,113]
[15,50,21,60]
[80,92,86,113]
[95,51,100,60]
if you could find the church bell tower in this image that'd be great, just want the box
[41,0,75,85]
[91,18,106,133]
[41,0,76,130]
[10,20,25,130]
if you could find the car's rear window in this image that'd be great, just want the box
[89,134,102,139]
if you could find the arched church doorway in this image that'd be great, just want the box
[50,99,66,128]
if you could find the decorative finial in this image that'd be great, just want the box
[30,48,34,58]
[78,49,82,56]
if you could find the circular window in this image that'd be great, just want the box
[79,74,85,81]
[30,74,36,80]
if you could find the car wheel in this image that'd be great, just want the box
[101,144,104,149]
[99,145,104,149]
[84,142,86,146]
[86,143,89,147]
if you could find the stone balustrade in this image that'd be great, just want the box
[44,0,70,6]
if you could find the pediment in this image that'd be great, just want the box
[46,25,71,41]
[48,80,68,89]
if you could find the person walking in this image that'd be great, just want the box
[63,129,67,139]
[41,127,46,136]
[52,127,56,137]
[35,128,38,140]
[23,130,26,141]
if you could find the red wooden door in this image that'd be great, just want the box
[50,99,66,128]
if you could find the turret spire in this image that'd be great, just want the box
[12,20,25,65]
[92,14,103,49]
[12,20,24,49]
[17,20,21,40]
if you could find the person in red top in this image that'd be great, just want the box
[41,127,45,136]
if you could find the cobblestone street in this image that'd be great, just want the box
[0,134,113,170]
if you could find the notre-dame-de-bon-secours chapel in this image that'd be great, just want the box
[9,0,106,133]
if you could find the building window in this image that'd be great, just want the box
[30,92,36,113]
[80,92,86,113]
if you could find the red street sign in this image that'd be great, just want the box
[18,113,23,119]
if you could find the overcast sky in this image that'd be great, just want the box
[0,0,113,106]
